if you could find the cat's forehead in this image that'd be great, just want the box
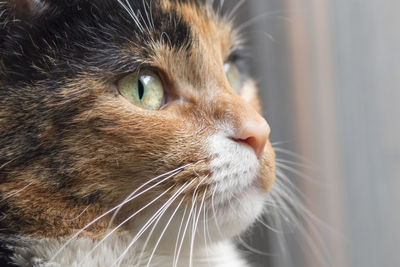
[0,0,239,84]
[120,0,237,67]
[160,0,236,52]
[143,0,238,85]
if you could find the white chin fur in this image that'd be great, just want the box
[127,133,267,252]
[205,133,267,239]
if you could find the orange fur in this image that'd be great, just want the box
[0,0,275,240]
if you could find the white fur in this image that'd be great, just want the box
[10,235,248,267]
[206,133,266,238]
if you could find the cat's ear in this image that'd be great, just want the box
[1,0,49,20]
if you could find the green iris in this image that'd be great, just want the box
[117,71,164,110]
[224,62,242,93]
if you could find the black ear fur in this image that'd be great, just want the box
[0,1,49,81]
[1,0,49,20]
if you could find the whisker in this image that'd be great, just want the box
[0,182,33,203]
[145,197,185,267]
[275,168,310,199]
[52,163,193,261]
[226,0,246,21]
[255,217,287,234]
[136,9,151,34]
[210,187,224,240]
[80,186,174,264]
[189,188,207,267]
[202,192,211,267]
[270,140,293,146]
[270,161,335,267]
[141,0,153,31]
[236,236,275,257]
[173,193,197,267]
[108,163,193,228]
[216,0,225,17]
[276,158,313,169]
[138,178,198,264]
[62,205,91,222]
[149,0,155,29]
[117,0,145,33]
[0,157,19,170]
[236,10,287,32]
[276,162,316,181]
[173,204,188,267]
[273,147,313,164]
[112,179,194,266]
[174,174,209,267]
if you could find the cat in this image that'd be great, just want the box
[0,0,276,266]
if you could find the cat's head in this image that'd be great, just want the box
[0,0,275,246]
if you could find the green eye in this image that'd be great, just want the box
[224,62,242,93]
[117,71,164,110]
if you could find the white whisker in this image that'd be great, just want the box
[273,147,312,164]
[173,193,197,267]
[276,158,313,169]
[52,163,193,261]
[113,174,203,266]
[173,204,188,267]
[227,0,246,21]
[188,192,198,267]
[189,188,207,267]
[80,186,173,264]
[117,0,145,33]
[236,236,274,257]
[236,10,292,32]
[108,163,193,228]
[0,182,33,203]
[174,174,208,267]
[210,187,224,239]
[138,178,198,264]
[141,0,153,31]
[62,205,91,222]
[255,217,287,234]
[0,157,18,170]
[276,162,315,181]
[202,192,211,267]
[145,197,185,267]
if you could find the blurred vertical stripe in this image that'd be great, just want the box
[230,0,400,266]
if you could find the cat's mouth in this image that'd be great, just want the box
[206,132,275,204]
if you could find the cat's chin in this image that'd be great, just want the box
[126,185,265,254]
[208,185,267,239]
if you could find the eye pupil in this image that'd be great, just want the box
[138,79,145,100]
[118,71,164,110]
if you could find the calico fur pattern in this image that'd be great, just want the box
[0,0,275,266]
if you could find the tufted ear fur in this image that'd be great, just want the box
[0,0,51,80]
[1,0,49,19]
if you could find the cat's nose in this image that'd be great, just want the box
[232,115,270,159]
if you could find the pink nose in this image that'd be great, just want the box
[233,117,270,159]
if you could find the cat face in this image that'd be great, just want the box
[0,0,275,243]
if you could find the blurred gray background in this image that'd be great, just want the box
[224,0,400,266]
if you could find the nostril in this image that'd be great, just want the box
[232,119,270,159]
[234,136,256,148]
[234,136,258,154]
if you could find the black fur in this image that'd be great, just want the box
[0,0,193,84]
